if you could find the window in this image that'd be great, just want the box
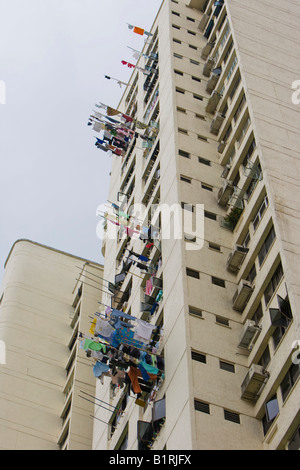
[224,409,240,424]
[172,24,180,30]
[179,149,190,159]
[194,400,210,414]
[172,11,180,16]
[195,113,205,120]
[264,262,283,305]
[201,183,213,192]
[233,94,246,123]
[258,226,276,267]
[258,345,271,369]
[252,302,263,324]
[190,59,200,65]
[187,16,195,22]
[192,76,201,82]
[209,242,220,251]
[186,268,200,279]
[264,395,279,431]
[212,276,225,288]
[193,94,203,101]
[204,211,217,220]
[185,234,196,243]
[187,30,196,35]
[246,264,256,284]
[191,351,206,363]
[180,175,192,183]
[178,128,188,134]
[216,316,229,327]
[220,360,235,373]
[198,156,211,166]
[177,106,186,114]
[253,196,269,231]
[242,230,250,249]
[176,87,185,94]
[288,426,300,450]
[188,306,203,317]
[198,135,208,142]
[189,44,197,50]
[174,69,184,76]
[173,38,181,44]
[174,53,183,59]
[181,202,194,212]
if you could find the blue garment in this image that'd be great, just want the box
[138,363,150,381]
[150,302,159,315]
[140,361,159,375]
[111,308,136,321]
[93,361,110,377]
[138,255,148,262]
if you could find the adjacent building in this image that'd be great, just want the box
[92,0,300,450]
[0,239,104,450]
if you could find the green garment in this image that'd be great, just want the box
[84,339,106,353]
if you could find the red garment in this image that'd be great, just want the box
[127,366,157,394]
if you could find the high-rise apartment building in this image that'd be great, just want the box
[0,239,104,450]
[92,0,300,450]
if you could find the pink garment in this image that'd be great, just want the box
[146,278,153,295]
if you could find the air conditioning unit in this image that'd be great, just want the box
[202,57,215,77]
[206,90,222,114]
[198,13,209,32]
[210,113,225,135]
[201,41,215,60]
[217,180,234,206]
[226,244,249,273]
[221,163,231,178]
[241,364,269,401]
[217,140,226,154]
[238,320,261,350]
[232,279,253,312]
[188,0,207,11]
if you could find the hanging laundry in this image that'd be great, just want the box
[121,60,136,69]
[138,362,150,381]
[104,75,130,88]
[134,319,157,344]
[156,290,163,302]
[127,23,153,37]
[93,360,110,378]
[111,308,136,321]
[140,360,159,376]
[115,327,145,349]
[145,278,153,295]
[89,319,97,335]
[84,339,107,353]
[150,302,159,315]
[95,316,115,339]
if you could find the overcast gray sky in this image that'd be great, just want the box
[0,0,162,283]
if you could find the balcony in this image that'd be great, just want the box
[241,364,269,401]
[206,67,222,93]
[232,279,254,312]
[201,41,215,60]
[188,0,207,10]
[203,56,215,77]
[210,111,225,135]
[226,244,249,273]
[206,90,222,114]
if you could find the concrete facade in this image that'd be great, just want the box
[93,0,300,450]
[0,239,104,450]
